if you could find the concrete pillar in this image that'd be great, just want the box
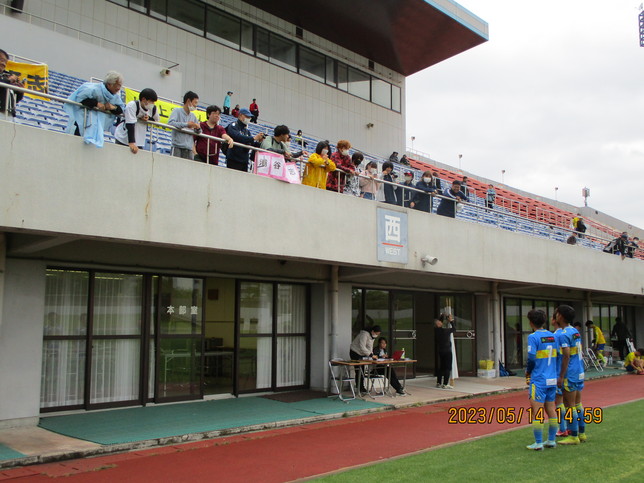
[490,282,502,376]
[0,233,5,337]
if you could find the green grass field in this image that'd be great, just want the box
[319,400,642,483]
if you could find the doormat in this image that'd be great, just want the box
[262,390,327,403]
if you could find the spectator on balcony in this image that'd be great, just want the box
[223,91,232,115]
[231,104,240,118]
[114,88,159,154]
[194,105,233,165]
[380,161,399,205]
[359,161,379,200]
[345,152,364,197]
[486,184,496,209]
[0,48,24,118]
[249,98,259,123]
[400,154,410,166]
[460,176,469,197]
[64,71,125,147]
[260,124,304,161]
[436,180,467,218]
[302,140,336,189]
[327,140,354,193]
[625,236,639,259]
[225,107,265,172]
[603,232,628,259]
[432,171,442,191]
[398,171,415,208]
[168,91,201,159]
[572,215,587,239]
[294,129,309,149]
[388,151,399,163]
[410,170,436,213]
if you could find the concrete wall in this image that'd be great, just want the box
[2,122,644,298]
[0,259,46,424]
[1,0,405,156]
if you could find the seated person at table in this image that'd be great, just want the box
[349,325,380,393]
[373,337,406,395]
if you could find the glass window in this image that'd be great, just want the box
[40,340,86,408]
[167,0,204,36]
[299,46,325,83]
[351,288,363,336]
[365,290,389,338]
[158,277,204,335]
[270,33,296,72]
[372,79,391,109]
[44,269,89,336]
[241,21,254,54]
[392,85,401,112]
[276,336,306,387]
[238,337,272,391]
[158,338,202,398]
[128,0,145,13]
[90,339,140,404]
[256,28,270,60]
[149,0,167,21]
[206,7,240,49]
[348,67,370,100]
[326,58,336,87]
[337,62,348,91]
[239,282,273,334]
[277,284,306,333]
[93,273,143,336]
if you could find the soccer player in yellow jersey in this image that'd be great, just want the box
[585,320,607,366]
[624,349,644,374]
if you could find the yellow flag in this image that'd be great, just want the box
[5,61,49,100]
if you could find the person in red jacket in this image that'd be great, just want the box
[249,98,259,123]
[326,140,355,193]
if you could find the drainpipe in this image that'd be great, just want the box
[329,264,339,360]
[491,282,501,377]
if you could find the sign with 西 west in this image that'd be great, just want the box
[377,208,408,264]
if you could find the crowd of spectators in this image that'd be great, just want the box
[1,61,642,258]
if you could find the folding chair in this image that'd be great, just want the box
[365,365,386,398]
[328,359,356,402]
[585,347,603,371]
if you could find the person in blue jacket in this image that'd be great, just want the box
[225,108,265,172]
[436,180,467,218]
[409,170,436,212]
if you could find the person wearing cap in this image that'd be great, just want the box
[223,91,233,115]
[225,107,265,171]
[398,171,415,207]
[249,98,259,123]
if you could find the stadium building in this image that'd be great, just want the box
[0,0,642,427]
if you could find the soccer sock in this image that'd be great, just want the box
[532,419,543,444]
[557,403,567,432]
[576,403,586,434]
[568,408,579,436]
[548,418,558,441]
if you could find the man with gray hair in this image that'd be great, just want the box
[64,70,125,147]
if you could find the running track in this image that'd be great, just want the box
[1,375,641,482]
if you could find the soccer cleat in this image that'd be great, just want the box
[558,436,580,445]
[526,442,544,451]
[578,433,587,442]
[544,440,557,448]
[436,383,442,388]
[556,430,570,437]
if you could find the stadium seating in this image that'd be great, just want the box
[9,69,639,259]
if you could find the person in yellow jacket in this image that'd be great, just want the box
[302,140,336,189]
[585,320,607,366]
[624,349,644,374]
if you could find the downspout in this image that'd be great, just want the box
[329,264,339,360]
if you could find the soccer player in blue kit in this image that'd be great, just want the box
[525,309,559,450]
[555,305,586,445]
[551,315,568,437]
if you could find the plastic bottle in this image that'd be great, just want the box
[401,347,405,359]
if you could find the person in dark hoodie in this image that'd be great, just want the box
[436,180,467,218]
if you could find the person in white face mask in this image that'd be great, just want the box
[302,140,336,189]
[224,107,266,171]
[327,139,354,192]
[409,170,437,213]
[114,88,159,154]
[359,161,379,200]
[168,91,201,159]
[398,171,415,207]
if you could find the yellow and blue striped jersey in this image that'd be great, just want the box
[526,329,557,386]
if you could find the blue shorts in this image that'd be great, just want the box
[529,384,556,403]
[556,386,563,396]
[563,379,584,392]
[596,344,605,351]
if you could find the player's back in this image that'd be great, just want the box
[527,329,557,386]
[562,326,584,383]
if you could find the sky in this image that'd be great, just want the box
[406,0,644,229]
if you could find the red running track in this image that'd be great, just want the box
[2,375,642,482]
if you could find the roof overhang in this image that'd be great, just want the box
[242,0,488,76]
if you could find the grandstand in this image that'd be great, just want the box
[0,0,643,428]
